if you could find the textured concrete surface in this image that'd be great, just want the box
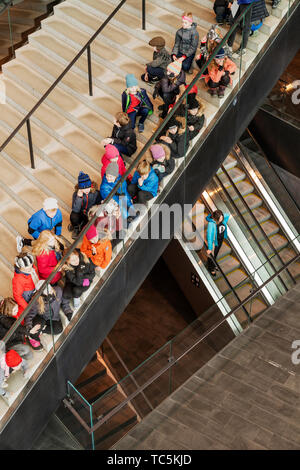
[113,283,300,450]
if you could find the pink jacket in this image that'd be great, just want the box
[101,154,126,179]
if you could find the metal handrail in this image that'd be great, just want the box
[198,197,252,322]
[2,3,254,347]
[213,172,290,292]
[232,144,296,285]
[0,0,137,167]
[87,251,300,434]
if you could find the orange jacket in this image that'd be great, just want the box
[80,235,112,269]
[205,58,237,85]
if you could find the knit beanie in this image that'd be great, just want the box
[149,36,165,48]
[167,117,181,130]
[78,171,92,189]
[5,350,22,368]
[126,73,138,88]
[86,224,98,241]
[215,48,225,60]
[150,144,165,160]
[106,162,119,178]
[167,60,182,76]
[43,197,58,211]
[105,144,119,160]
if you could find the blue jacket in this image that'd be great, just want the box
[238,0,257,4]
[206,213,230,250]
[27,208,63,239]
[122,89,153,115]
[131,168,159,197]
[100,175,132,219]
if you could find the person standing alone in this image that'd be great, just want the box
[206,210,230,276]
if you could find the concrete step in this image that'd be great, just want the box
[0,98,101,183]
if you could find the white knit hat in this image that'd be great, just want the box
[43,197,58,211]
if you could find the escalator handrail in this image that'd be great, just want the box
[242,129,300,212]
[219,162,295,287]
[232,145,296,286]
[197,198,252,323]
[213,171,290,293]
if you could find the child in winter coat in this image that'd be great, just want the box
[205,48,237,98]
[141,36,172,84]
[101,112,137,157]
[172,12,199,73]
[100,162,135,222]
[62,249,95,309]
[206,210,230,276]
[32,230,64,285]
[146,144,175,183]
[12,252,42,349]
[0,298,32,361]
[0,348,30,402]
[158,117,190,159]
[153,60,186,119]
[23,280,67,337]
[16,198,63,253]
[122,74,153,133]
[80,224,112,273]
[100,144,126,180]
[69,172,101,240]
[88,201,124,249]
[175,93,205,140]
[127,160,159,204]
[195,24,223,74]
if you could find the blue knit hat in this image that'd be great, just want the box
[126,73,138,88]
[78,171,91,189]
[215,48,225,59]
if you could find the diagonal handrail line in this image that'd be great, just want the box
[2,3,255,347]
[0,0,128,153]
[89,251,300,433]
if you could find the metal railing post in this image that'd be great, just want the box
[26,118,35,169]
[87,45,93,97]
[142,0,146,30]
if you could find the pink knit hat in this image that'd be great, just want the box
[105,144,119,160]
[150,144,165,160]
[167,60,182,76]
[86,225,98,241]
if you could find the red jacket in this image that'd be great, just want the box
[12,265,40,319]
[36,250,62,285]
[101,154,126,179]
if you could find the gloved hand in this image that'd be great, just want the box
[82,278,90,287]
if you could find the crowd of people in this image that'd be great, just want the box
[0,2,274,401]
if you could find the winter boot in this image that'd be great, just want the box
[208,88,218,96]
[218,85,226,98]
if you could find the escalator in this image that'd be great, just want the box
[180,131,300,328]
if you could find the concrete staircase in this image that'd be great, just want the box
[0,0,295,425]
[0,0,61,68]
